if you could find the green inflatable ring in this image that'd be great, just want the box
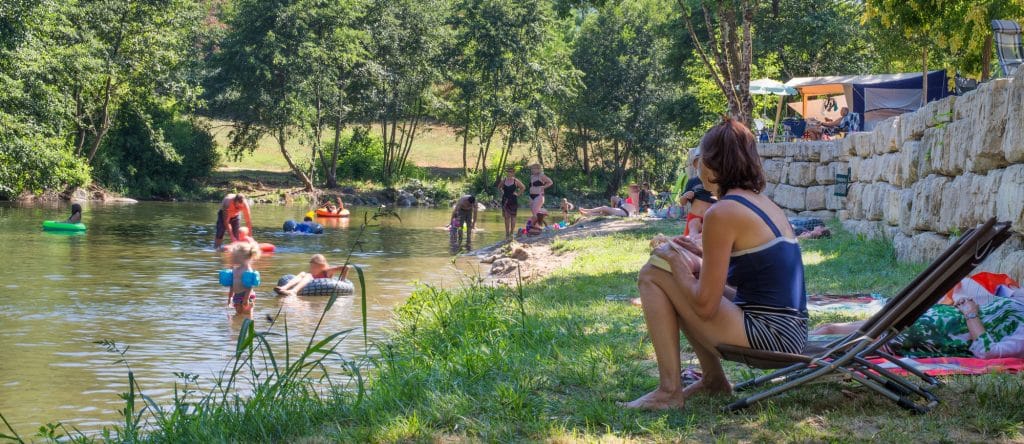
[42,221,87,232]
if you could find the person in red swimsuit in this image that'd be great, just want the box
[679,149,715,239]
[274,254,351,297]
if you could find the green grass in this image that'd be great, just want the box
[315,221,1024,442]
[11,221,1024,442]
[207,118,532,176]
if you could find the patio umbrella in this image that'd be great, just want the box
[749,78,797,96]
[749,78,797,140]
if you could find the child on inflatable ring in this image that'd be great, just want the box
[274,254,351,297]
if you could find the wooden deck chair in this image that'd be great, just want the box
[993,20,1024,77]
[717,218,1012,413]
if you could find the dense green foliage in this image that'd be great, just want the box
[318,127,385,182]
[93,101,218,198]
[3,0,1019,199]
[0,0,214,199]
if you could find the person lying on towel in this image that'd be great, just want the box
[813,281,1024,359]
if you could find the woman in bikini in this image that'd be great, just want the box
[528,164,553,222]
[624,118,807,410]
[497,166,526,240]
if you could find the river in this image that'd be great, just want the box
[0,201,507,436]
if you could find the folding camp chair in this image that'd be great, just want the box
[718,218,1012,413]
[992,20,1024,77]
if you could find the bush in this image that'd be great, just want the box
[319,127,384,182]
[94,101,218,198]
[0,113,90,199]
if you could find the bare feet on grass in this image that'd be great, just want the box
[620,387,687,410]
[682,378,732,397]
[621,379,732,410]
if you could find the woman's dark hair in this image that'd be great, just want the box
[699,118,765,193]
[467,195,476,204]
[70,203,82,214]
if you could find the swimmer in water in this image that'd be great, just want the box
[67,203,82,223]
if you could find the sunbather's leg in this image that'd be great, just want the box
[810,320,864,335]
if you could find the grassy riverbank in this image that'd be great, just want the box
[318,221,1024,442]
[13,221,1024,442]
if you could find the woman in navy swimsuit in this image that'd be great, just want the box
[624,118,808,410]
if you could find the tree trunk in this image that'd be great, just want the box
[278,127,314,191]
[581,127,590,174]
[462,110,470,176]
[606,139,623,196]
[921,46,929,107]
[982,34,993,81]
[86,75,114,163]
[326,115,343,188]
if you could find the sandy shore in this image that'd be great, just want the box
[471,216,650,285]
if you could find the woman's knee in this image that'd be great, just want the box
[637,265,663,292]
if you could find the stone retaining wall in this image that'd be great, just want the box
[756,68,1024,277]
[759,140,845,220]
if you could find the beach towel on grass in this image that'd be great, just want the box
[867,356,1024,376]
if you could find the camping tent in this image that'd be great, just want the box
[785,71,948,131]
[787,96,847,123]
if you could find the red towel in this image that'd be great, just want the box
[868,356,1024,376]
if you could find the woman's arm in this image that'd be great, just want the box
[663,206,733,320]
[543,175,554,189]
[689,208,734,319]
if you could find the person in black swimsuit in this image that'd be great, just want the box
[497,166,525,240]
[528,164,553,222]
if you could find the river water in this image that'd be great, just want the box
[0,201,506,436]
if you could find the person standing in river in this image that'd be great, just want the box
[498,166,525,240]
[450,194,478,249]
[497,166,524,241]
[214,193,254,250]
[528,164,553,223]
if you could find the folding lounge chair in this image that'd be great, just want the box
[717,218,1012,413]
[992,20,1024,77]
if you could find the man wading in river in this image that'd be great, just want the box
[214,193,254,249]
[450,195,478,250]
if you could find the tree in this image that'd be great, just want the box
[754,0,879,79]
[445,0,568,185]
[208,0,328,191]
[567,0,680,194]
[676,0,756,127]
[65,0,202,164]
[361,0,451,187]
[294,0,367,188]
[866,1,1024,82]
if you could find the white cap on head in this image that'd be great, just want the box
[689,147,701,164]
